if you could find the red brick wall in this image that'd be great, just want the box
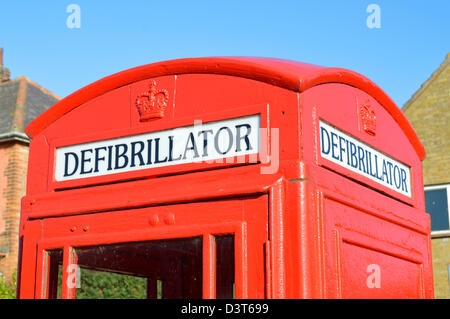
[0,147,7,235]
[0,142,29,284]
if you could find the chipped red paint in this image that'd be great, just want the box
[18,57,433,299]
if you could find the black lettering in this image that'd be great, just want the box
[130,141,145,167]
[365,150,370,175]
[381,160,389,183]
[368,151,377,178]
[168,135,182,162]
[393,165,401,188]
[330,132,339,160]
[146,139,153,165]
[320,127,330,155]
[235,123,252,152]
[375,154,382,180]
[94,147,107,173]
[386,161,394,185]
[107,146,113,171]
[401,168,408,193]
[114,144,129,169]
[80,149,93,175]
[357,146,366,173]
[345,139,350,165]
[338,136,346,162]
[182,133,200,160]
[350,142,358,168]
[154,138,168,164]
[63,152,79,177]
[214,127,233,155]
[198,130,213,157]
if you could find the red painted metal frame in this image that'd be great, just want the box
[19,166,280,299]
[30,196,268,299]
[18,57,433,299]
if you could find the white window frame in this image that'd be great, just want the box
[424,183,450,237]
[448,265,450,285]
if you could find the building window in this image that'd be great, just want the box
[448,265,450,285]
[424,184,450,233]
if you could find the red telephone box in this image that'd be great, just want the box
[17,57,433,299]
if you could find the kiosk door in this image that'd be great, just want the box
[34,195,268,299]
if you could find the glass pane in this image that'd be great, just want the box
[46,249,63,299]
[448,265,450,285]
[73,237,202,299]
[425,188,449,231]
[216,235,235,299]
[76,269,147,299]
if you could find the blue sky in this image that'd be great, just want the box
[0,1,448,108]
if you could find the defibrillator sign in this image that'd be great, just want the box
[319,120,411,197]
[55,114,260,181]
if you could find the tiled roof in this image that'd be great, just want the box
[0,76,60,143]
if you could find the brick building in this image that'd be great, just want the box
[0,48,59,284]
[403,53,450,299]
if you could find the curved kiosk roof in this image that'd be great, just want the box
[25,57,424,160]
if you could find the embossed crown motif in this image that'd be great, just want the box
[360,100,376,136]
[135,80,169,121]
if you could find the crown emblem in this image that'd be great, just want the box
[135,80,169,121]
[360,100,376,136]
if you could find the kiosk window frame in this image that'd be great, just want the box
[35,195,268,299]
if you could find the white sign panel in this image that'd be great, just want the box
[55,115,260,181]
[319,120,411,197]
